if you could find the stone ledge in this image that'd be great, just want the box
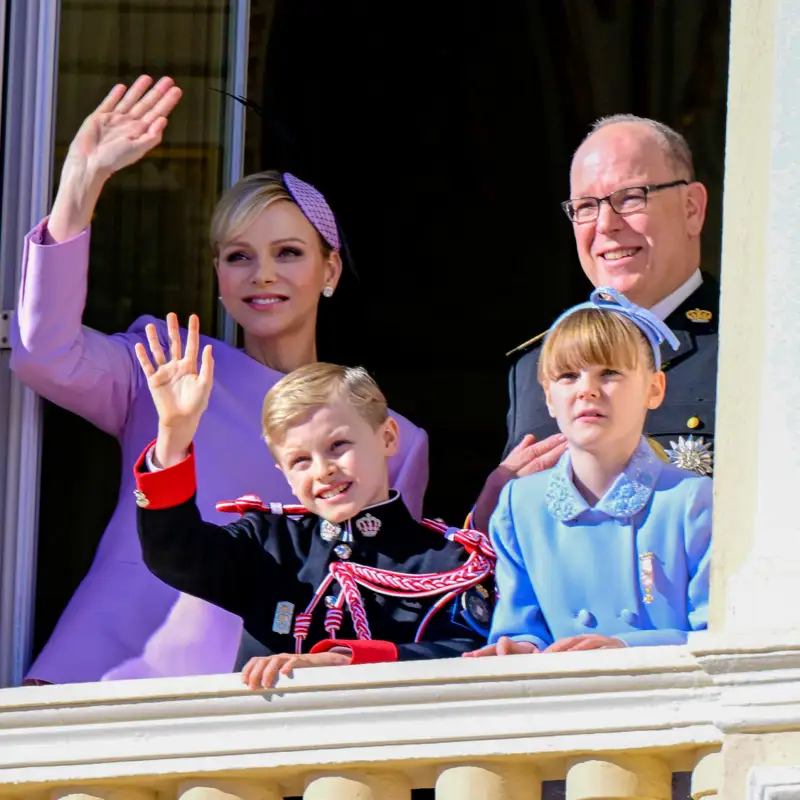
[0,646,718,791]
[690,633,800,734]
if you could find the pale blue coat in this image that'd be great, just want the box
[489,438,712,649]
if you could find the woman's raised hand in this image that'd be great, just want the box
[69,75,182,178]
[134,314,214,468]
[50,76,183,242]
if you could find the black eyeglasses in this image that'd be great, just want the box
[561,180,690,223]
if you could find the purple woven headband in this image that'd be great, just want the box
[283,172,341,252]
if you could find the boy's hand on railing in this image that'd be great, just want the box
[134,313,213,468]
[242,651,352,690]
[461,636,539,658]
[544,635,627,652]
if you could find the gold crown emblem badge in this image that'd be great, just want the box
[685,308,712,323]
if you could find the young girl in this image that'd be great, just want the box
[465,287,712,657]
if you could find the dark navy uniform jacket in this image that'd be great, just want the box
[504,274,719,465]
[134,446,491,669]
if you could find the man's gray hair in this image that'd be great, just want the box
[584,114,695,181]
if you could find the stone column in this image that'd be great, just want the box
[565,756,671,800]
[435,763,540,800]
[304,772,410,800]
[697,0,800,797]
[179,781,281,800]
[709,0,800,638]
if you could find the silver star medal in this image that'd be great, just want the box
[665,435,713,476]
[320,519,342,542]
[355,513,382,537]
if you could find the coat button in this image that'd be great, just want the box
[334,544,352,559]
[687,416,700,429]
[576,609,595,627]
[620,609,637,625]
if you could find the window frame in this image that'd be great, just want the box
[0,0,61,689]
[0,0,250,687]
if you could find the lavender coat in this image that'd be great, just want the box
[10,221,429,684]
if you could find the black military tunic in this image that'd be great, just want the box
[134,450,492,669]
[504,274,719,472]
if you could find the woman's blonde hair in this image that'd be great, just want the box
[537,308,656,385]
[262,363,388,448]
[210,170,333,257]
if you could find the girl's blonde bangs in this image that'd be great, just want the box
[538,309,647,383]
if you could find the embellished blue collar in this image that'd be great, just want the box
[545,438,663,522]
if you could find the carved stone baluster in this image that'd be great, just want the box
[566,756,671,800]
[179,781,281,800]
[691,752,722,799]
[304,772,410,800]
[51,789,155,800]
[435,764,540,800]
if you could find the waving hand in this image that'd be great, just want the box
[134,314,214,468]
[51,75,183,242]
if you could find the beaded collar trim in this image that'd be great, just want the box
[546,438,662,521]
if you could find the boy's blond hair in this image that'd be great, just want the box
[537,308,656,385]
[262,363,388,448]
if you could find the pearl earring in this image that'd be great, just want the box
[322,286,334,298]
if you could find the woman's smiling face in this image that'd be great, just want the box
[215,199,340,341]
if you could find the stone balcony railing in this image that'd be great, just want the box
[8,635,793,800]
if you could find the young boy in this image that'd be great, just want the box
[132,323,493,689]
[465,287,712,659]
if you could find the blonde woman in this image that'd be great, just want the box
[11,76,428,684]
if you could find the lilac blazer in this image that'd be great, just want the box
[11,221,429,684]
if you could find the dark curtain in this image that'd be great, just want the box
[245,0,730,522]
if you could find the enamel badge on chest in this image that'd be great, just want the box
[320,520,342,542]
[356,513,381,537]
[640,552,655,604]
[685,308,712,323]
[272,601,295,635]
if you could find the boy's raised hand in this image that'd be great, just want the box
[134,313,213,467]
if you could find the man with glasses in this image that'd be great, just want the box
[472,115,718,531]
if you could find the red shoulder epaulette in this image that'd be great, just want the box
[215,494,308,516]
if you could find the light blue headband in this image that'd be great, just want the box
[549,287,680,370]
